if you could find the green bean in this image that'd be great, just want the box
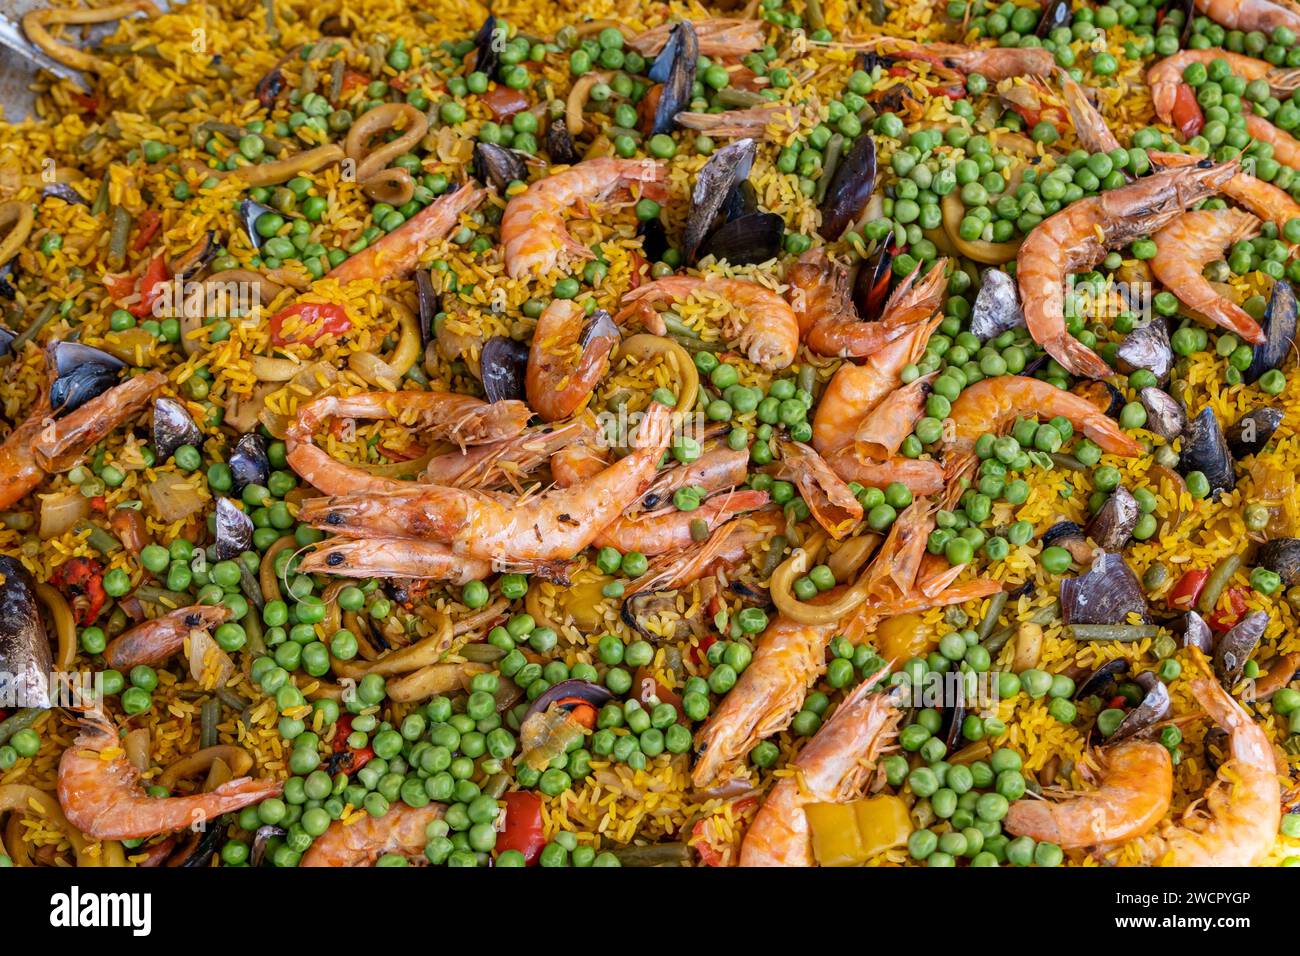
[263,0,279,42]
[217,688,251,712]
[976,590,1008,642]
[815,133,844,204]
[329,58,345,102]
[717,88,767,109]
[8,302,58,357]
[0,511,34,531]
[200,698,221,749]
[461,643,507,663]
[606,126,643,142]
[90,175,111,217]
[758,534,789,577]
[135,585,196,608]
[982,599,1059,653]
[611,842,691,866]
[199,120,244,141]
[0,708,41,747]
[74,521,121,555]
[485,773,512,799]
[1048,452,1087,472]
[299,63,318,97]
[108,205,131,266]
[1197,554,1241,616]
[78,132,103,154]
[1064,624,1163,642]
[806,0,827,31]
[797,364,817,398]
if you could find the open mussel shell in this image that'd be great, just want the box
[650,20,698,136]
[969,269,1024,340]
[50,363,119,416]
[1070,379,1124,419]
[683,138,756,264]
[1180,610,1214,654]
[639,217,670,263]
[1036,0,1072,35]
[1258,538,1300,586]
[853,241,893,323]
[473,14,503,81]
[0,324,15,358]
[239,198,278,250]
[173,230,219,281]
[545,117,580,167]
[1214,610,1267,688]
[1226,406,1282,459]
[1085,486,1138,553]
[697,212,783,265]
[1074,658,1130,702]
[0,261,17,299]
[51,340,126,376]
[415,269,439,347]
[1244,278,1296,384]
[1107,672,1171,744]
[214,497,253,560]
[522,679,615,724]
[153,397,202,462]
[480,336,530,404]
[1179,407,1235,498]
[1060,552,1149,626]
[473,142,530,192]
[0,554,52,709]
[1041,520,1093,565]
[1115,318,1172,383]
[818,132,877,241]
[228,432,271,495]
[42,182,90,206]
[1137,387,1185,441]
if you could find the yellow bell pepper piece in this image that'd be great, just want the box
[854,795,912,858]
[805,802,864,867]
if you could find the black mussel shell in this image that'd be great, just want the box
[1115,318,1173,384]
[697,212,784,265]
[480,336,530,404]
[177,820,228,868]
[0,554,52,709]
[173,230,219,281]
[1203,726,1229,774]
[1060,552,1149,626]
[1214,610,1267,688]
[251,825,286,867]
[239,198,278,249]
[969,269,1024,340]
[473,142,530,192]
[853,242,893,323]
[51,340,126,376]
[1042,520,1093,564]
[0,324,15,358]
[1070,379,1124,419]
[152,397,202,462]
[1036,0,1072,36]
[1108,672,1171,744]
[473,15,503,81]
[1138,386,1185,441]
[1178,0,1196,44]
[1075,658,1130,702]
[1179,407,1235,498]
[318,14,351,35]
[1226,406,1282,459]
[650,21,698,136]
[0,260,16,299]
[415,269,439,348]
[939,696,967,752]
[41,182,89,206]
[1245,279,1296,384]
[1086,486,1138,553]
[1258,538,1300,586]
[50,362,119,416]
[1180,610,1214,654]
[818,132,877,241]
[720,180,758,222]
[579,309,618,351]
[639,217,670,263]
[214,497,253,560]
[684,138,756,264]
[545,116,580,167]
[228,432,271,494]
[254,63,285,109]
[522,679,615,724]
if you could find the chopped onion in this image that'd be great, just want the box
[39,492,90,539]
[141,473,206,523]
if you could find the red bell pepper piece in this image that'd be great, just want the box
[498,791,546,865]
[1168,568,1209,611]
[482,85,530,120]
[1208,587,1249,632]
[50,557,107,626]
[329,714,374,775]
[128,253,170,319]
[1172,83,1204,139]
[132,210,163,252]
[269,302,351,346]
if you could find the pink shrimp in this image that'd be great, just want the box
[297,538,494,583]
[525,302,618,422]
[1194,0,1300,38]
[102,605,230,671]
[300,802,445,867]
[626,18,764,58]
[592,489,770,555]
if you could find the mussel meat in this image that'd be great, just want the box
[1060,552,1149,625]
[480,336,530,404]
[969,269,1024,340]
[1085,486,1138,553]
[228,432,271,494]
[1258,537,1300,586]
[0,555,52,709]
[545,117,580,167]
[1244,278,1296,384]
[1070,379,1124,419]
[1179,407,1235,498]
[214,497,254,560]
[1041,521,1093,565]
[152,397,202,462]
[683,138,755,263]
[818,132,877,241]
[1213,609,1267,688]
[1115,318,1173,383]
[649,21,698,136]
[1225,406,1282,459]
[1137,386,1185,441]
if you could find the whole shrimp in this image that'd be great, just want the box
[285,389,531,495]
[789,249,947,358]
[627,510,785,595]
[1139,677,1280,866]
[1016,159,1238,378]
[525,302,619,422]
[627,18,764,57]
[592,489,770,555]
[618,275,800,370]
[0,370,165,510]
[944,376,1142,484]
[1152,148,1300,235]
[501,158,665,279]
[638,445,750,508]
[419,420,592,489]
[1193,0,1300,40]
[1058,68,1123,154]
[300,802,445,867]
[775,441,863,539]
[1148,48,1300,136]
[298,538,494,583]
[58,715,281,840]
[871,38,1056,80]
[328,184,485,283]
[1149,208,1266,343]
[1004,741,1173,848]
[297,401,674,562]
[103,605,230,671]
[739,671,901,867]
[1243,112,1300,171]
